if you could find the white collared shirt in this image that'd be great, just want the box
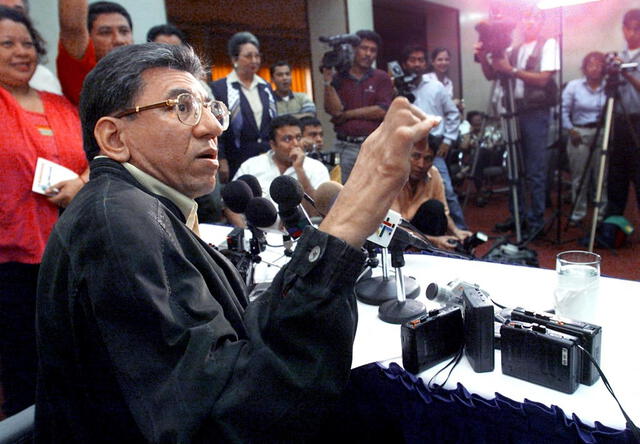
[424,72,453,98]
[232,151,330,202]
[228,70,266,128]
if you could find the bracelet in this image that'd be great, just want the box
[511,67,518,77]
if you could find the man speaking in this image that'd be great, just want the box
[35,43,439,442]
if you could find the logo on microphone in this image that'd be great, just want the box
[367,210,402,248]
[376,218,396,238]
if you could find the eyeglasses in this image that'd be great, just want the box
[114,93,229,129]
[279,134,302,143]
[239,52,261,60]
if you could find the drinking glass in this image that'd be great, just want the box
[554,250,601,323]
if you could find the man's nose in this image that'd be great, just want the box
[194,106,224,138]
[113,32,128,45]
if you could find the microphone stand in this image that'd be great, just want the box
[246,226,266,290]
[356,242,377,283]
[378,245,426,324]
[355,243,421,305]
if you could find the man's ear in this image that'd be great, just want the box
[94,117,131,162]
[269,139,276,151]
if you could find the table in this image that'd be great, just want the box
[200,224,639,435]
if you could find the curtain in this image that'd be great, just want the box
[324,362,634,443]
[210,64,310,95]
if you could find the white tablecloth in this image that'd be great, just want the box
[200,224,640,430]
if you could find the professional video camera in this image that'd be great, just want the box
[318,33,360,73]
[387,61,417,103]
[604,51,640,78]
[474,18,516,58]
[402,280,494,374]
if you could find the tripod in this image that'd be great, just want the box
[495,73,526,243]
[568,69,640,252]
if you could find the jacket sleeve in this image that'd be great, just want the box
[82,196,365,443]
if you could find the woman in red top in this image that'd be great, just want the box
[0,6,87,417]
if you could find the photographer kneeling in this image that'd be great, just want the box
[392,139,472,250]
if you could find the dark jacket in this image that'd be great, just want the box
[35,158,364,443]
[209,77,275,178]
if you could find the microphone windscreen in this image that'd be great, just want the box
[237,174,262,197]
[245,197,279,228]
[221,180,253,213]
[315,181,343,216]
[270,176,304,208]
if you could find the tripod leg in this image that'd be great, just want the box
[589,96,615,252]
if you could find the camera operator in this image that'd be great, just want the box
[561,52,607,227]
[606,9,640,219]
[401,45,468,231]
[474,6,559,240]
[392,139,472,251]
[323,30,393,183]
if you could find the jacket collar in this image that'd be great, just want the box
[89,157,186,223]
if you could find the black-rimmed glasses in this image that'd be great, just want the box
[114,93,229,130]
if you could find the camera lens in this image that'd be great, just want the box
[426,283,454,304]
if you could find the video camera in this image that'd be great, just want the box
[447,232,488,256]
[604,51,639,78]
[319,33,360,73]
[387,61,417,103]
[474,19,516,58]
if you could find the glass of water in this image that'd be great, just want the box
[554,250,601,323]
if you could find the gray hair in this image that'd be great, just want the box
[79,43,204,160]
[227,31,259,59]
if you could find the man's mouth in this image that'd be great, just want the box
[197,147,218,160]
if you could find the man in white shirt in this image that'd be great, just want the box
[232,114,329,218]
[475,6,559,240]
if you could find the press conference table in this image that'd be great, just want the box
[199,224,639,434]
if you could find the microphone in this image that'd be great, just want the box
[236,174,262,198]
[245,197,294,255]
[311,180,433,251]
[221,180,253,213]
[269,176,313,239]
[367,209,433,251]
[244,197,285,234]
[315,181,343,216]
